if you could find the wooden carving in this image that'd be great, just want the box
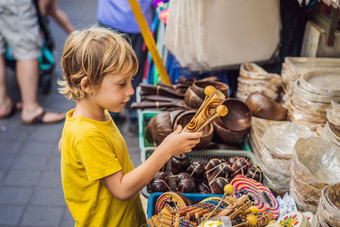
[182,86,228,133]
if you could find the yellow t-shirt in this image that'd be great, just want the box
[61,109,146,227]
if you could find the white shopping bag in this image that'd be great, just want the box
[165,0,281,72]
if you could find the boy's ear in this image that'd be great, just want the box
[80,76,93,94]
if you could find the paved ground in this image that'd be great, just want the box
[0,1,144,226]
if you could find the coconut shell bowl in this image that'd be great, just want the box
[213,99,251,145]
[173,110,214,149]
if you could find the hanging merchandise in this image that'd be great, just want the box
[164,0,281,72]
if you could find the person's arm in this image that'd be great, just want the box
[40,0,74,34]
[58,137,62,152]
[100,125,202,200]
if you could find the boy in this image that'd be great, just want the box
[59,26,202,226]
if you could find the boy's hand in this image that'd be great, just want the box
[157,125,202,156]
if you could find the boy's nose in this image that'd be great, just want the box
[128,83,135,96]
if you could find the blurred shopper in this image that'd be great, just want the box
[39,0,74,34]
[0,1,65,124]
[97,0,154,136]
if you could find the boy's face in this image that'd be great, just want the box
[90,72,135,113]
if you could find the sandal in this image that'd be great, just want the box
[22,109,65,125]
[0,102,20,118]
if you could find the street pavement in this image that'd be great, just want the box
[0,0,144,226]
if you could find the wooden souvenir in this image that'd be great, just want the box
[230,175,280,219]
[177,178,196,193]
[230,157,249,175]
[205,159,222,172]
[196,182,211,194]
[205,161,232,194]
[246,165,263,183]
[192,81,229,100]
[182,86,227,133]
[187,161,205,182]
[155,192,192,215]
[167,176,179,191]
[171,154,190,175]
[151,179,169,192]
[210,177,229,194]
[255,211,274,227]
[246,93,287,121]
[233,214,257,227]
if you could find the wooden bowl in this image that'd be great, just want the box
[245,93,287,121]
[184,87,203,109]
[173,110,214,149]
[147,111,173,146]
[219,98,252,132]
[213,117,249,145]
[191,81,229,100]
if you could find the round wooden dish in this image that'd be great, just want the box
[191,81,229,100]
[184,87,203,109]
[245,93,287,121]
[219,98,251,132]
[173,110,214,149]
[213,117,249,145]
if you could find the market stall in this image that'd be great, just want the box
[131,0,340,226]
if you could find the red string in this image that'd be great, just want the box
[231,157,250,177]
[157,178,172,192]
[181,178,189,193]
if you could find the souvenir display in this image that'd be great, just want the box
[247,117,287,165]
[291,137,340,212]
[148,156,262,195]
[259,123,315,194]
[155,192,192,214]
[236,63,282,102]
[140,58,340,227]
[280,57,340,107]
[142,84,252,150]
[230,176,280,219]
[317,182,340,227]
[288,70,340,127]
[147,188,262,227]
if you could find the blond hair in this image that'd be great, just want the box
[59,26,138,100]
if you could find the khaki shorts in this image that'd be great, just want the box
[0,0,42,60]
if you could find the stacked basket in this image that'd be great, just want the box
[281,57,340,107]
[236,63,282,101]
[258,122,314,195]
[290,137,340,213]
[317,183,340,226]
[322,101,340,146]
[288,70,340,127]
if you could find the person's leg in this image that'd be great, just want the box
[16,58,65,123]
[0,54,13,116]
[40,0,74,34]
